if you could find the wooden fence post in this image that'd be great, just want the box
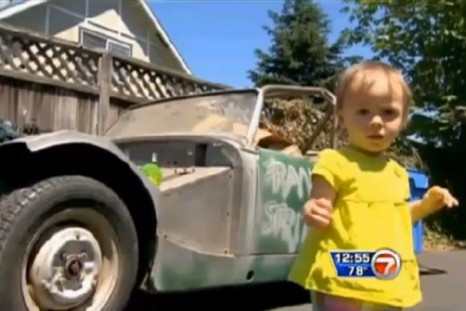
[97,52,112,135]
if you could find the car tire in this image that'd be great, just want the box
[0,175,138,311]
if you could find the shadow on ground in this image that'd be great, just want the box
[126,282,310,310]
[418,265,447,276]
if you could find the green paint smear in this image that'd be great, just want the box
[140,163,163,186]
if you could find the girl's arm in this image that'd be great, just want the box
[310,174,337,203]
[410,200,433,223]
[410,186,459,222]
[302,175,336,228]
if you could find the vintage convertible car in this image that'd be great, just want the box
[0,84,336,310]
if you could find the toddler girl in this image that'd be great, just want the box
[288,61,458,311]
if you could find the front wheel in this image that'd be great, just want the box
[0,176,139,311]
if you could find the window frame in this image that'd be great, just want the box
[79,27,132,58]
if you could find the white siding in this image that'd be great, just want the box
[0,0,185,71]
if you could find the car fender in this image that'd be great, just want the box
[0,130,161,220]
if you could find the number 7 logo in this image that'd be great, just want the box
[371,249,401,280]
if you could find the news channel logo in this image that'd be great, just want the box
[330,249,401,280]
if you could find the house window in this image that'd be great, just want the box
[80,29,131,58]
[108,42,131,58]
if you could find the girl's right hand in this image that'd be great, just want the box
[303,198,333,228]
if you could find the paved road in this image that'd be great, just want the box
[127,251,466,310]
[410,250,466,311]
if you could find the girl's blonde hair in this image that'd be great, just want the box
[334,61,413,126]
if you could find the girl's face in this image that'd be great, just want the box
[337,70,406,154]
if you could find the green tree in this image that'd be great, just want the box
[248,0,347,89]
[247,0,350,154]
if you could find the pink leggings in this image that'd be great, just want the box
[311,291,404,311]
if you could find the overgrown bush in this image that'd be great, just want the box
[260,97,424,170]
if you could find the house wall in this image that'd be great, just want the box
[0,0,186,72]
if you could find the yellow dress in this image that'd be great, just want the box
[288,147,422,308]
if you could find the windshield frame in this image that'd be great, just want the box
[105,85,337,148]
[104,88,261,143]
[246,84,337,148]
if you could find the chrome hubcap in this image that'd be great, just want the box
[28,227,102,310]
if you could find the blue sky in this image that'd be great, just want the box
[149,0,372,89]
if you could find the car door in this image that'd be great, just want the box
[253,147,314,254]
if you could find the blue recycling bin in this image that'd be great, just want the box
[407,168,429,254]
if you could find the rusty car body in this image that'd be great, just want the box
[0,84,336,310]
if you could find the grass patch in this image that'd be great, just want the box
[423,224,466,251]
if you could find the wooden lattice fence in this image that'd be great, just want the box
[0,23,230,135]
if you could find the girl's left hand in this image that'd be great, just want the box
[423,185,459,211]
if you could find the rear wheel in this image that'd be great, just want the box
[0,176,139,311]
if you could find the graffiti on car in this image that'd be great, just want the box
[258,151,312,253]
